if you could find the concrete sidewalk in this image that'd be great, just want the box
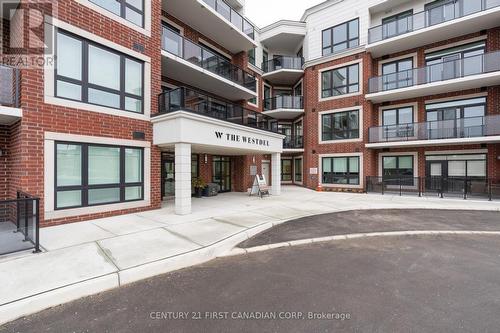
[1,186,500,324]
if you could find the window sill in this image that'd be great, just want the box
[45,199,151,220]
[319,91,362,102]
[319,138,363,144]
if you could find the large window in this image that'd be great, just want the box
[383,156,414,179]
[381,58,413,91]
[382,106,414,139]
[90,0,144,27]
[322,156,360,185]
[382,10,413,39]
[322,110,359,141]
[281,159,292,182]
[321,64,359,98]
[55,142,144,210]
[322,18,359,56]
[55,30,144,114]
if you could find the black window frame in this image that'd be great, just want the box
[54,141,145,210]
[294,158,303,183]
[382,155,415,179]
[322,18,359,56]
[89,0,145,28]
[321,64,359,98]
[321,110,360,141]
[381,57,414,90]
[248,48,256,66]
[55,29,145,115]
[381,10,413,39]
[281,159,293,182]
[322,156,360,185]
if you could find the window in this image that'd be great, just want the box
[321,64,359,98]
[382,10,413,38]
[281,159,292,182]
[294,158,303,182]
[381,58,413,91]
[248,48,256,66]
[322,110,359,141]
[90,0,144,27]
[55,142,144,209]
[382,106,414,139]
[322,18,359,56]
[383,156,414,179]
[55,30,144,114]
[263,50,269,68]
[322,156,360,185]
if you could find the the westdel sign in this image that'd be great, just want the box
[215,131,270,147]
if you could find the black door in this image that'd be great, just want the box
[161,153,175,198]
[425,160,448,192]
[213,156,231,192]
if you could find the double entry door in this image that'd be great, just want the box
[212,156,231,193]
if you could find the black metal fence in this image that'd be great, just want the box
[0,192,40,256]
[366,176,500,201]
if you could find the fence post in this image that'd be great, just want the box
[381,178,385,195]
[463,179,468,200]
[34,198,41,253]
[16,192,21,232]
[440,177,444,199]
[24,197,29,241]
[399,178,402,196]
[489,179,492,202]
[418,177,422,197]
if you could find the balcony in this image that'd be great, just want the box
[262,56,304,85]
[161,27,257,101]
[157,87,277,133]
[0,65,22,125]
[283,135,304,150]
[366,51,500,103]
[162,0,257,53]
[263,96,304,120]
[366,115,500,148]
[367,0,500,57]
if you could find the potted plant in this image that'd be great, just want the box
[192,177,206,198]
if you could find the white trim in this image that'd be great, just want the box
[262,68,304,78]
[424,92,488,105]
[161,82,178,90]
[44,132,151,219]
[161,17,184,36]
[293,79,303,95]
[43,17,151,120]
[424,35,488,54]
[378,151,419,178]
[318,152,364,189]
[304,45,366,69]
[248,63,263,75]
[318,59,363,102]
[74,0,152,37]
[318,106,363,144]
[424,149,489,155]
[378,102,419,125]
[0,105,22,118]
[248,77,259,108]
[199,38,232,60]
[377,52,418,75]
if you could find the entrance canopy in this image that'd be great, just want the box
[152,111,285,215]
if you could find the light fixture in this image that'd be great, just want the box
[204,154,208,164]
[252,156,256,164]
[497,155,500,161]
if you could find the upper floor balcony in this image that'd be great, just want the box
[161,27,257,101]
[157,87,276,133]
[366,51,500,103]
[283,135,304,150]
[163,0,257,54]
[0,65,22,125]
[366,115,500,148]
[261,56,304,85]
[263,95,304,120]
[367,0,500,57]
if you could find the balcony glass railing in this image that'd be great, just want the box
[262,56,304,73]
[0,64,20,108]
[368,115,500,143]
[283,135,304,149]
[201,0,255,39]
[263,96,303,111]
[368,0,500,44]
[162,27,256,92]
[157,87,277,132]
[368,51,500,94]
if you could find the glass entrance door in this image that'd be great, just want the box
[161,153,175,198]
[213,156,231,192]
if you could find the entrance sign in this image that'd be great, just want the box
[250,175,270,198]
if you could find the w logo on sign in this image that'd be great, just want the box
[215,132,223,139]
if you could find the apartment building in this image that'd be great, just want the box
[0,0,499,247]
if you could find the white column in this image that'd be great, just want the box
[271,153,281,196]
[175,143,192,215]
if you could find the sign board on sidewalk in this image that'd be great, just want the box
[250,175,270,197]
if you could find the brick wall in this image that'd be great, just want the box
[0,125,9,200]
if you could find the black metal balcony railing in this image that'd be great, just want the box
[366,176,500,201]
[264,95,303,111]
[162,27,256,92]
[201,0,255,40]
[157,87,277,132]
[0,64,20,108]
[368,51,500,94]
[368,115,500,144]
[368,0,500,44]
[283,135,304,149]
[0,192,40,256]
[262,56,304,73]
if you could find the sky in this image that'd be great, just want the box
[244,0,323,28]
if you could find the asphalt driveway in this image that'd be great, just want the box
[239,209,500,248]
[3,233,500,332]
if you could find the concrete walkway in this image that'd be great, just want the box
[1,186,500,324]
